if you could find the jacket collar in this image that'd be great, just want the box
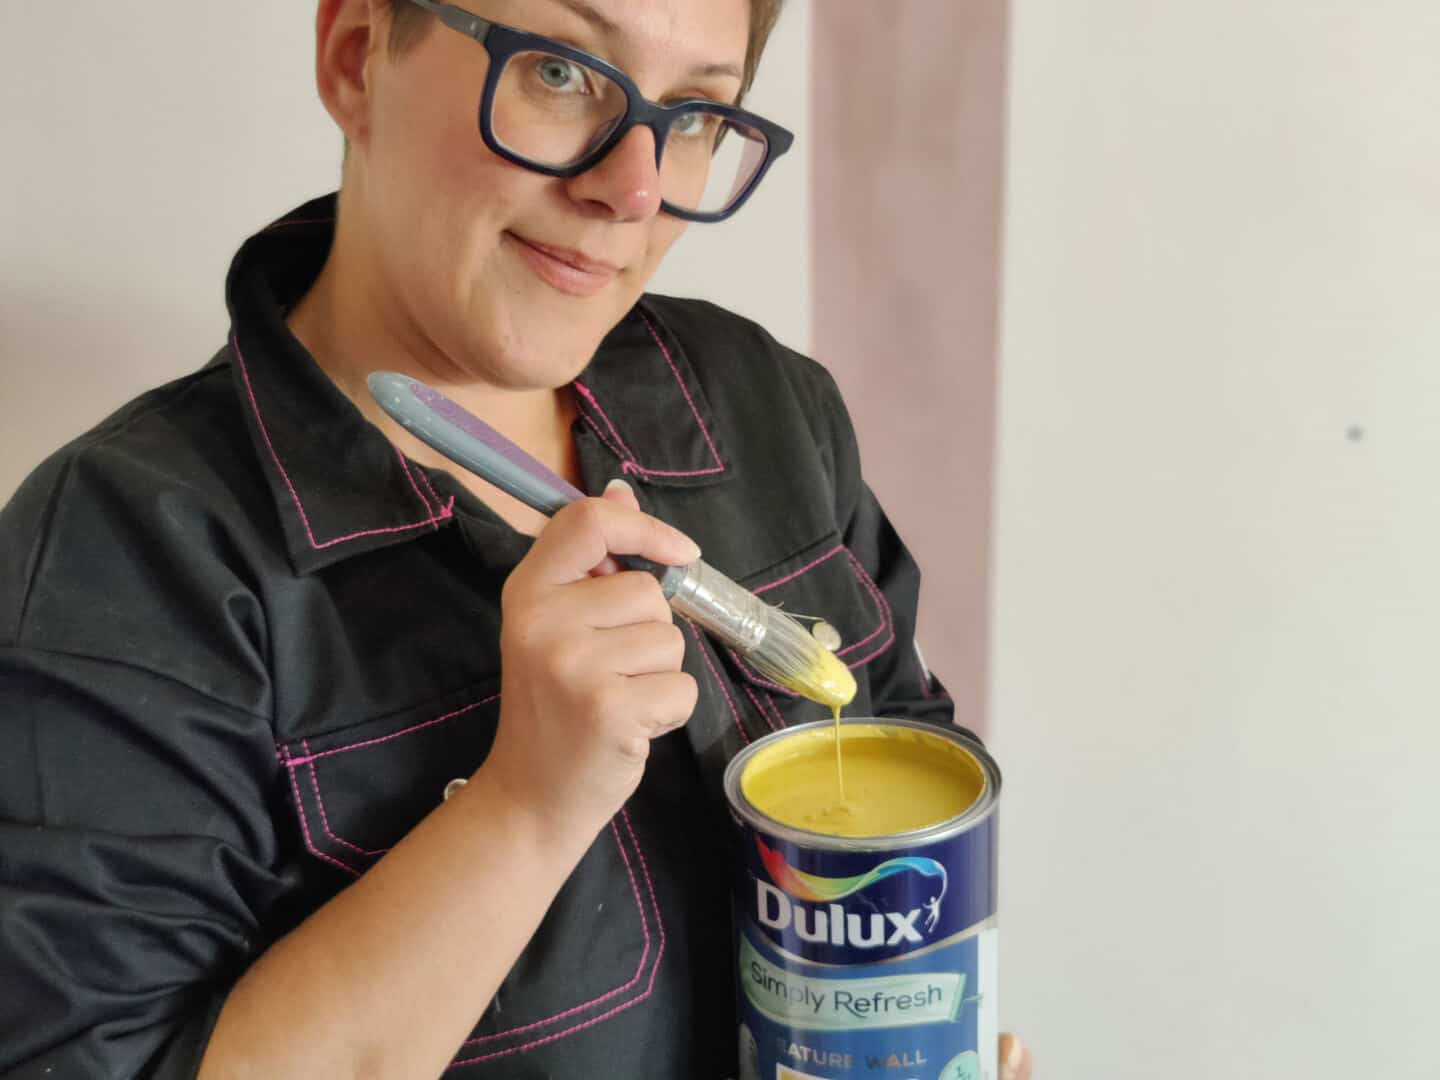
[226,194,729,575]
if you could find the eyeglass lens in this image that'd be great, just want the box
[491,50,771,216]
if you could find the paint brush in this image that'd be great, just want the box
[367,371,856,711]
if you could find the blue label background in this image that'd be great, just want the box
[739,920,988,1079]
[742,816,997,966]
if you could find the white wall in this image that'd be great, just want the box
[995,2,1440,1076]
[0,3,338,500]
[0,1,811,500]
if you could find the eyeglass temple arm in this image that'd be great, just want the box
[405,0,493,42]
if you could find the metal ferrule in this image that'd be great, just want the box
[666,559,769,654]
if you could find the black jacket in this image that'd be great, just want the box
[0,195,955,1078]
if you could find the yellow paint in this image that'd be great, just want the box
[769,642,854,796]
[741,723,986,838]
[774,644,856,712]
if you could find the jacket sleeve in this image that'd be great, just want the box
[0,453,289,1079]
[805,363,964,735]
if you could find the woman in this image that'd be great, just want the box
[0,1,1032,1076]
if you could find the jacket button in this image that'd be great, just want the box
[811,620,842,650]
[443,778,469,801]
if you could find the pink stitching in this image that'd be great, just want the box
[761,691,788,730]
[733,660,795,698]
[414,467,448,516]
[449,809,665,1067]
[460,817,652,1049]
[573,392,649,478]
[282,696,499,769]
[305,741,389,858]
[573,370,726,480]
[637,310,724,468]
[233,335,452,551]
[281,745,360,877]
[451,987,647,1066]
[730,545,896,690]
[752,544,846,595]
[620,463,725,478]
[687,622,748,745]
[620,807,665,964]
[576,413,639,475]
[397,449,437,515]
[573,382,637,462]
[741,684,777,733]
[839,549,895,663]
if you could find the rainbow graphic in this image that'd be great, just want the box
[756,836,948,927]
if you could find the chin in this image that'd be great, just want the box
[484,332,599,390]
[494,303,628,379]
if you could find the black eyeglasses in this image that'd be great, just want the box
[404,0,794,222]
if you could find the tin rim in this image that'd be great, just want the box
[721,716,1002,852]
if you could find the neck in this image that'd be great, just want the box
[287,203,582,535]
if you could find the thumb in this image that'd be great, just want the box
[999,1033,1033,1080]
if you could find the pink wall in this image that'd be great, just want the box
[812,1,1010,734]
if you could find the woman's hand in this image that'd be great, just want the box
[484,479,700,840]
[1000,1032,1033,1079]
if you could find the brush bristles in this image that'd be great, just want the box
[663,558,857,710]
[748,610,857,710]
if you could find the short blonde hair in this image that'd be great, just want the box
[383,0,785,101]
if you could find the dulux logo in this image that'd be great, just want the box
[753,837,948,949]
[755,879,931,947]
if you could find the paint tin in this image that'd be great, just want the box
[723,718,1001,1080]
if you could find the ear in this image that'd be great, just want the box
[314,0,383,146]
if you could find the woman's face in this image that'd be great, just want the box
[351,0,751,389]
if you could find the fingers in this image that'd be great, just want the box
[622,670,699,735]
[589,622,687,676]
[489,481,700,833]
[593,669,700,765]
[523,485,699,587]
[571,571,674,629]
[999,1033,1033,1080]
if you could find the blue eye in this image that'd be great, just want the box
[537,57,587,92]
[672,111,718,139]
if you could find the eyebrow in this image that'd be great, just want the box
[547,0,620,36]
[542,0,745,82]
[691,61,744,81]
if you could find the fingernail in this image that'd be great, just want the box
[604,477,633,496]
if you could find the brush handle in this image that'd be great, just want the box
[366,372,842,686]
[367,372,685,594]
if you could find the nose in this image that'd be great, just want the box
[565,125,664,222]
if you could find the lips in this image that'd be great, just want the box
[505,231,623,298]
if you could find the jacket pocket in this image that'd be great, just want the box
[276,685,662,1065]
[723,537,896,733]
[278,683,502,874]
[449,807,664,1067]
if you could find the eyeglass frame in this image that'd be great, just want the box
[403,0,795,223]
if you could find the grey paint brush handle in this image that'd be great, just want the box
[365,371,851,702]
[367,371,685,594]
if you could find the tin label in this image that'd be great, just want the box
[740,932,968,1030]
[736,819,998,1080]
